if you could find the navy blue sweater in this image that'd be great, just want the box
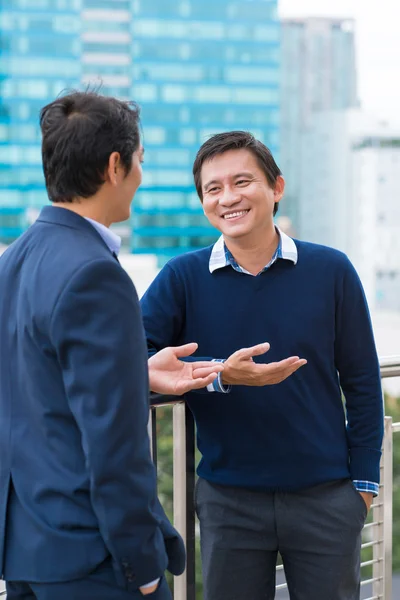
[141,241,384,491]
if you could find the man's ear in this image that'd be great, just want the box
[274,175,285,204]
[106,152,121,186]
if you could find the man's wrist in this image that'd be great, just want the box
[353,480,379,497]
[141,577,160,589]
[207,359,231,393]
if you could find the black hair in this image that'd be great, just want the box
[40,90,141,202]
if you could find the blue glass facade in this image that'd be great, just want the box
[0,0,81,242]
[131,0,280,260]
[81,0,133,100]
[0,0,280,258]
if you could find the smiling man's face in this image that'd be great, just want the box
[200,148,284,242]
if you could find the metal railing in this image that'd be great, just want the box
[150,356,400,600]
[0,357,398,599]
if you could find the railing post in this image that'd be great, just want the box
[172,403,196,600]
[173,403,188,600]
[383,416,393,600]
[184,406,196,600]
[148,407,158,469]
[372,416,393,600]
[372,451,384,598]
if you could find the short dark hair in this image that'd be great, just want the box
[193,131,282,216]
[40,91,141,203]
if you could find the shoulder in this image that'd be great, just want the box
[67,256,133,291]
[167,246,213,270]
[142,246,214,300]
[294,239,353,271]
[159,246,213,280]
[53,257,135,318]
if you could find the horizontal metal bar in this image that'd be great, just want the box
[379,355,400,378]
[275,583,288,591]
[361,577,382,587]
[381,367,400,378]
[276,564,284,572]
[361,558,381,568]
[362,541,382,549]
[363,596,379,600]
[363,521,381,530]
[393,422,400,433]
[150,393,184,407]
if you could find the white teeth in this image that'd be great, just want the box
[223,210,249,220]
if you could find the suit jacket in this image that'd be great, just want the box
[0,206,185,588]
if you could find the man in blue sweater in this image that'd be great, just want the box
[140,131,384,600]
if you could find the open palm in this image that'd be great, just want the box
[148,343,223,395]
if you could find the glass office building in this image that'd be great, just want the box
[0,0,81,243]
[81,0,133,100]
[131,0,280,261]
[0,0,280,260]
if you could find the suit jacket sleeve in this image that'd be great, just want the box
[49,258,185,588]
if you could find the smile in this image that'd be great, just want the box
[223,210,250,220]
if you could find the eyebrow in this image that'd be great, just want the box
[203,179,220,191]
[233,171,255,179]
[203,172,255,191]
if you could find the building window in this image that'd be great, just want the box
[193,86,231,103]
[133,63,204,82]
[142,127,166,144]
[132,83,158,102]
[161,85,188,103]
[224,66,279,85]
[180,128,197,145]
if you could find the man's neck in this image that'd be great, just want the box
[224,225,279,275]
[56,198,112,228]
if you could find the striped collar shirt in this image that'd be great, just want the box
[209,227,298,275]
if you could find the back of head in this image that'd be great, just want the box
[40,91,141,203]
[193,130,282,215]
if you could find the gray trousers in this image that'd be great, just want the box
[195,478,368,600]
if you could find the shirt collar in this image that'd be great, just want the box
[209,227,298,274]
[85,218,122,256]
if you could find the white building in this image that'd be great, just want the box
[299,109,400,312]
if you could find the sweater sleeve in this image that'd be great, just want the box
[141,263,228,394]
[334,256,384,485]
[141,264,189,358]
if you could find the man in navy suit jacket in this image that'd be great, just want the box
[0,92,222,599]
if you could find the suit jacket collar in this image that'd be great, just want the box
[37,205,111,253]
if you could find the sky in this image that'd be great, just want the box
[279,0,400,124]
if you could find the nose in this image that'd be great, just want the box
[220,186,241,207]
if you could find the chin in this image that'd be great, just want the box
[114,209,131,224]
[221,226,252,239]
